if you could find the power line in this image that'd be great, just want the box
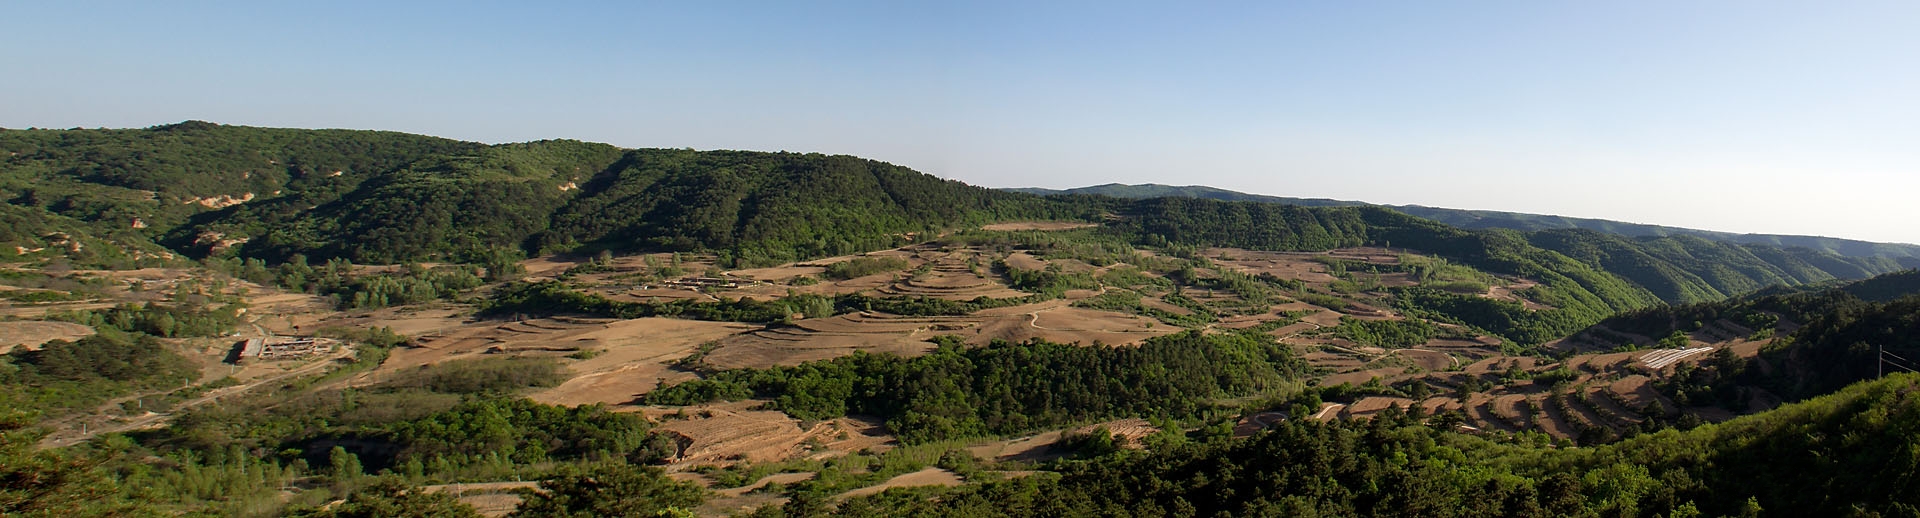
[1880,345,1918,377]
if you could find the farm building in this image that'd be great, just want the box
[232,336,338,364]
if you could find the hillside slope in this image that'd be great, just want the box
[824,372,1920,517]
[1020,184,1907,306]
[1012,183,1920,261]
[530,149,1064,265]
[0,121,482,266]
[1574,268,1920,401]
[1527,229,1902,305]
[2,123,1069,267]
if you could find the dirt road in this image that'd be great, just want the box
[37,345,354,449]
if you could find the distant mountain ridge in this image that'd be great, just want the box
[1007,183,1920,262]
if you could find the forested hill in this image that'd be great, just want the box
[195,145,1069,265]
[1011,183,1920,262]
[0,121,480,265]
[526,149,1065,265]
[1093,196,1902,341]
[1026,188,1905,308]
[1,123,1068,266]
[1526,229,1903,305]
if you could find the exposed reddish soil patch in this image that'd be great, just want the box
[1555,392,1616,433]
[1342,396,1416,418]
[1300,310,1345,328]
[1001,252,1048,271]
[1203,249,1341,284]
[529,318,757,406]
[1465,356,1539,376]
[0,321,94,352]
[1583,385,1646,426]
[701,297,1173,370]
[1608,375,1676,414]
[1463,396,1518,433]
[1396,349,1456,371]
[1269,322,1320,338]
[357,317,753,399]
[418,481,538,518]
[728,265,828,283]
[837,468,965,499]
[969,430,1066,463]
[1340,302,1401,321]
[1072,418,1160,448]
[1233,411,1292,437]
[1322,367,1406,387]
[651,403,892,467]
[1301,349,1366,372]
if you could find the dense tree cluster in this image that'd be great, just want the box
[1001,261,1101,295]
[373,357,567,395]
[53,300,244,338]
[508,463,706,518]
[1332,316,1437,348]
[648,332,1304,443]
[822,256,910,280]
[369,398,661,469]
[483,281,830,323]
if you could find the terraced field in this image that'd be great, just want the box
[872,251,1026,300]
[1306,318,1779,440]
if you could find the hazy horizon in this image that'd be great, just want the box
[5,2,1917,244]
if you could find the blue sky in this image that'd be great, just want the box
[4,2,1918,244]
